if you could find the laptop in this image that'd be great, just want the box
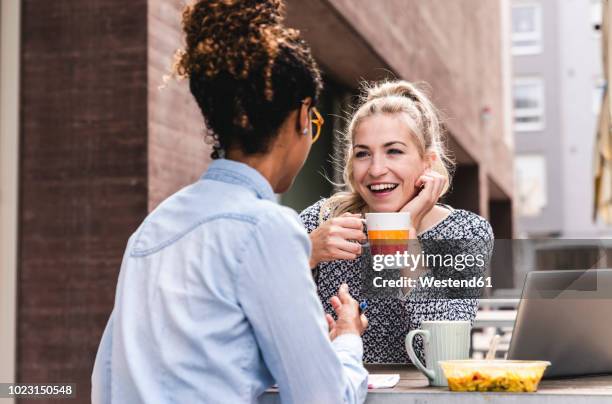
[507,269,612,378]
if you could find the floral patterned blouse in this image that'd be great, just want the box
[299,199,494,364]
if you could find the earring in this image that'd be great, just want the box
[302,128,308,136]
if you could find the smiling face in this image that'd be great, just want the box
[351,113,430,213]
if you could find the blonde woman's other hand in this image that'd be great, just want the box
[308,212,366,268]
[400,169,447,231]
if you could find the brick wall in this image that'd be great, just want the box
[147,0,210,211]
[19,1,210,401]
[19,0,148,401]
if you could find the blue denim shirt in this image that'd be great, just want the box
[91,159,368,404]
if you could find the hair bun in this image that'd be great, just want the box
[365,80,421,102]
[174,0,298,99]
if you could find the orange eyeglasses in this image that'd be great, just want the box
[310,107,324,144]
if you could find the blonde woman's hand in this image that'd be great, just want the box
[308,212,366,268]
[400,169,447,231]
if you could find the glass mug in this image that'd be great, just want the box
[364,212,411,258]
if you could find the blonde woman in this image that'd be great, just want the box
[300,80,494,363]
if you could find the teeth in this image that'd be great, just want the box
[369,183,397,191]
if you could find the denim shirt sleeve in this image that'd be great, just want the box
[236,208,368,404]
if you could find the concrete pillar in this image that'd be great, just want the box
[489,199,515,290]
[1,2,21,402]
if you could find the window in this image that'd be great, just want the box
[513,77,545,131]
[591,0,603,35]
[593,77,605,115]
[515,155,547,217]
[512,3,542,55]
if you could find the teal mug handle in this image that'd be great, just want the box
[405,330,435,381]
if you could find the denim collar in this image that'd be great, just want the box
[202,159,276,202]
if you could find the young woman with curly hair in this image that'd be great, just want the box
[92,1,368,403]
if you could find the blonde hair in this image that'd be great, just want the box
[321,80,454,221]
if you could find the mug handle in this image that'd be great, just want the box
[405,330,435,381]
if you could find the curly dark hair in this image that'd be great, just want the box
[174,0,323,158]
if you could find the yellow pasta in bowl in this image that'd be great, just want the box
[439,360,551,392]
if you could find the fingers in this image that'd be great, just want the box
[337,283,357,306]
[421,176,436,200]
[333,217,365,233]
[335,226,367,242]
[331,284,368,337]
[319,241,361,262]
[328,249,359,261]
[314,217,366,263]
[435,174,447,196]
[412,175,434,207]
[329,295,342,312]
[416,172,445,203]
[403,171,447,226]
[424,169,446,197]
[341,213,366,228]
[331,236,362,253]
[337,228,367,241]
[325,313,336,331]
[341,212,363,217]
[326,237,362,261]
[360,313,369,331]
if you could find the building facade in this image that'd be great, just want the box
[512,0,611,238]
[0,1,514,402]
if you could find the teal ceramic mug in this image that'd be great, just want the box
[405,320,471,386]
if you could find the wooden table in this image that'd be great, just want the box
[260,365,612,403]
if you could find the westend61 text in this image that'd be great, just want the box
[372,276,493,289]
[372,252,486,271]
